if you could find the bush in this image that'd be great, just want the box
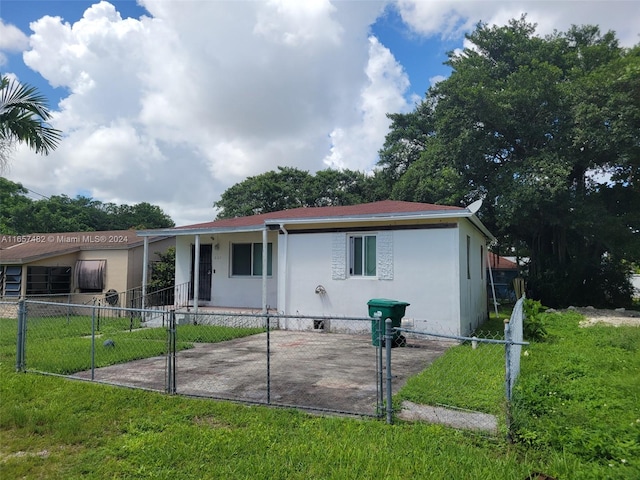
[523,299,548,342]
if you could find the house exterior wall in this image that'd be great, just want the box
[77,250,128,293]
[2,238,174,302]
[175,232,277,308]
[129,237,175,292]
[457,221,489,335]
[279,226,465,335]
[13,251,78,298]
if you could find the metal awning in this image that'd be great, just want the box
[75,260,106,291]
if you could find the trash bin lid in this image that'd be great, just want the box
[367,298,410,307]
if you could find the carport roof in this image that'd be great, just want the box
[137,200,494,241]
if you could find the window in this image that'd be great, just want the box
[26,266,71,295]
[231,243,272,276]
[349,235,376,277]
[466,236,471,280]
[75,260,106,292]
[2,266,22,296]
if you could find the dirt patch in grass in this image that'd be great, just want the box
[568,307,640,327]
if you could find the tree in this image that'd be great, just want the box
[213,166,379,219]
[0,178,175,233]
[148,247,175,291]
[0,176,31,234]
[378,17,640,308]
[0,75,62,172]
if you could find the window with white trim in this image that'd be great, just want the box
[349,234,376,277]
[231,243,272,276]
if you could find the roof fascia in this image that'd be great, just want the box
[137,225,267,237]
[266,209,469,227]
[137,209,496,240]
[272,210,495,242]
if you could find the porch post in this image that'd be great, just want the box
[142,236,149,308]
[194,234,200,314]
[262,226,268,313]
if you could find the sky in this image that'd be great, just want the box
[1,1,639,227]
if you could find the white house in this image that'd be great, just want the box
[137,200,495,336]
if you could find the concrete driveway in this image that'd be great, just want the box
[74,330,452,416]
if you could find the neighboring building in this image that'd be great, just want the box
[486,253,520,303]
[632,274,640,299]
[138,200,495,336]
[0,230,174,305]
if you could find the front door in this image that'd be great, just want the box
[190,244,212,302]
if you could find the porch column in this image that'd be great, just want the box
[142,236,149,308]
[262,226,268,313]
[194,234,200,314]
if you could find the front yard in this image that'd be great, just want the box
[1,305,638,478]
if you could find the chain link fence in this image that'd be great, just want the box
[4,298,526,436]
[392,296,527,435]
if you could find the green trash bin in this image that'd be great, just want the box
[367,298,410,347]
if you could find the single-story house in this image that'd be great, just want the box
[0,230,174,306]
[137,200,495,336]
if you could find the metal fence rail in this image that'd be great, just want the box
[392,317,527,434]
[8,299,526,435]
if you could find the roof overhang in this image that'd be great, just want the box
[138,208,495,242]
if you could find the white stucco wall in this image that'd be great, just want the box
[175,232,277,308]
[279,227,465,335]
[457,221,489,335]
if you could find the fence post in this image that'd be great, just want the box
[166,310,176,394]
[91,305,96,380]
[374,313,383,417]
[15,300,27,372]
[385,318,393,424]
[504,319,513,441]
[266,313,271,404]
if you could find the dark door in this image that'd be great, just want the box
[190,244,212,302]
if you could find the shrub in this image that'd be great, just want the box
[523,299,548,341]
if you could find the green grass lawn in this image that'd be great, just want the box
[1,309,638,479]
[2,315,264,374]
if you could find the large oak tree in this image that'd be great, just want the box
[379,17,639,307]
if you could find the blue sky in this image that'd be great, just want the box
[2,1,453,112]
[1,1,638,225]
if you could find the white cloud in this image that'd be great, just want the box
[324,36,411,171]
[396,1,640,47]
[253,0,343,47]
[3,0,638,227]
[8,1,390,225]
[429,75,447,87]
[0,19,29,65]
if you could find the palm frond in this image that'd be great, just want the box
[0,74,62,155]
